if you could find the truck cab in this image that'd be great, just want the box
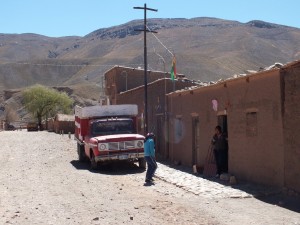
[75,105,145,170]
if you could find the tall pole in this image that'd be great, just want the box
[143,3,148,135]
[134,4,157,135]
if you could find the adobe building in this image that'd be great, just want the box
[281,60,300,193]
[104,66,185,104]
[166,60,300,193]
[53,114,75,134]
[46,118,54,132]
[116,78,197,159]
[104,66,198,159]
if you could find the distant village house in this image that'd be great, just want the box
[53,114,75,134]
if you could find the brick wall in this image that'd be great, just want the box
[227,70,284,187]
[167,69,285,187]
[105,66,173,104]
[282,62,300,192]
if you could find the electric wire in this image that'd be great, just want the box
[146,25,174,57]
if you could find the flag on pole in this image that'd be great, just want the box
[170,56,176,80]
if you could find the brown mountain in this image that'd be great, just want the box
[1,17,300,120]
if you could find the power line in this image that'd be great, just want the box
[146,25,174,57]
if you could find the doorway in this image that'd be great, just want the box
[192,117,200,165]
[217,115,228,172]
[218,115,228,136]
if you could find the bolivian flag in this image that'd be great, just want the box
[170,56,176,80]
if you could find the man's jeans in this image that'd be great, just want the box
[145,156,157,180]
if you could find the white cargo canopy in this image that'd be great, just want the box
[75,105,138,119]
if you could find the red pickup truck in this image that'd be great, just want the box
[74,104,145,170]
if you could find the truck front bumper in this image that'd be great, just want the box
[95,152,144,162]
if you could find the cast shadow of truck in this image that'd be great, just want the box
[70,160,145,175]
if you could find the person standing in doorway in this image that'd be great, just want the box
[144,133,157,184]
[211,125,228,177]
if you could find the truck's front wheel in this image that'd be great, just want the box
[77,143,86,162]
[90,152,98,170]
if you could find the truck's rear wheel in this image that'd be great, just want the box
[90,152,98,170]
[77,143,86,162]
[138,158,146,170]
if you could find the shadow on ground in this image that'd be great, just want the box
[256,194,300,213]
[70,160,145,175]
[158,160,300,213]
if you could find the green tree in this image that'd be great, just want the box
[23,84,73,128]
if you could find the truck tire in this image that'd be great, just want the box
[90,152,98,170]
[77,143,86,162]
[138,158,146,170]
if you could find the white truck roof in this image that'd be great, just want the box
[75,105,138,119]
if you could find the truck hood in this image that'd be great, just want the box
[94,134,145,142]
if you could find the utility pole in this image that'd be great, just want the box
[133,4,157,135]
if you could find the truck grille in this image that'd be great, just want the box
[108,141,136,150]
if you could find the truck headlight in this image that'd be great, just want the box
[136,140,144,148]
[98,143,108,151]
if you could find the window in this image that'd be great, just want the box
[92,119,134,136]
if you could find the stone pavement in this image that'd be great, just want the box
[153,162,266,199]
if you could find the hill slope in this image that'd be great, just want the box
[1,17,300,90]
[1,17,300,121]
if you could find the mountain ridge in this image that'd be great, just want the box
[1,17,300,121]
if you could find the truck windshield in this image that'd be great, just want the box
[92,119,134,136]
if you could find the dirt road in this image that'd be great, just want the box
[0,131,299,225]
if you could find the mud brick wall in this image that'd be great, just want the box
[105,66,168,104]
[167,69,285,187]
[282,64,300,192]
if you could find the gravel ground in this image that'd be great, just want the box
[0,130,299,225]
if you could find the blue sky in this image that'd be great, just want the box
[0,0,299,37]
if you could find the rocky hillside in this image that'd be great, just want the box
[1,17,300,121]
[1,17,300,89]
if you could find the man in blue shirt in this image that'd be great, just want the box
[144,133,157,183]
